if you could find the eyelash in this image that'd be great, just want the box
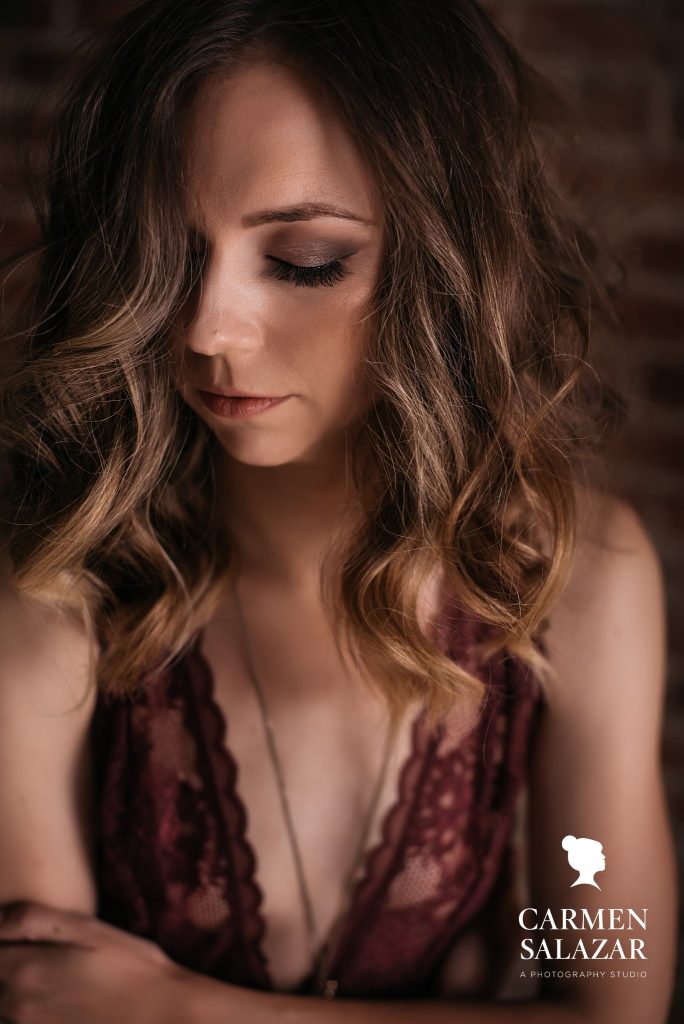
[186,248,351,289]
[267,257,350,288]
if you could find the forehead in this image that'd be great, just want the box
[182,60,379,225]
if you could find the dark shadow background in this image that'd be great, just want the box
[0,0,682,1019]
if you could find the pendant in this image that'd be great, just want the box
[323,979,338,999]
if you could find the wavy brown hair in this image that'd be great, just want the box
[0,0,625,727]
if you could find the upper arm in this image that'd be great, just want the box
[0,549,99,914]
[525,493,677,1023]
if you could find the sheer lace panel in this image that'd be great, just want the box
[90,594,544,997]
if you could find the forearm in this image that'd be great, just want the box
[242,992,587,1024]
[168,968,590,1024]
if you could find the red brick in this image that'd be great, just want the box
[0,103,54,140]
[578,75,652,137]
[14,45,70,83]
[0,218,40,259]
[519,5,656,61]
[565,158,684,200]
[628,505,684,559]
[673,76,684,144]
[619,432,684,476]
[0,272,35,322]
[663,727,684,765]
[641,363,684,407]
[616,296,684,341]
[656,14,684,70]
[75,0,137,28]
[626,234,684,276]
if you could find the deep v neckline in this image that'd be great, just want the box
[187,576,455,993]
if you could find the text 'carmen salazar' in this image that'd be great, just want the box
[519,908,648,960]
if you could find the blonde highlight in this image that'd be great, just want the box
[0,0,626,728]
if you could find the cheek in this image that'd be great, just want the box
[276,286,373,405]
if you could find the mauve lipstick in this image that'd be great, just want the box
[196,388,289,418]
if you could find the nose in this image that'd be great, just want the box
[183,253,264,358]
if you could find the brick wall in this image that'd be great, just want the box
[1,1,683,1019]
[482,4,684,1018]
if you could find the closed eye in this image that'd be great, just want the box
[266,256,351,288]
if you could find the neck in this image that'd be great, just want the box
[214,445,365,592]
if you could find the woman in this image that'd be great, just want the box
[0,0,676,1021]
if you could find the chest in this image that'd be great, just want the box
[200,589,422,992]
[92,579,541,999]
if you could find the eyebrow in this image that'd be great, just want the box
[242,202,375,227]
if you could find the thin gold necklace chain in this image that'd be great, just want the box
[232,582,395,999]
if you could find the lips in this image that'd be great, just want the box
[200,386,281,399]
[197,389,289,419]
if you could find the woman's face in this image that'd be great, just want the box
[176,59,385,468]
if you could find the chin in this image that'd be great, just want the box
[214,432,328,468]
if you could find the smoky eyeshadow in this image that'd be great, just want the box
[269,237,361,266]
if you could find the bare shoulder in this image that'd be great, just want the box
[542,483,666,721]
[0,544,98,707]
[0,542,99,912]
[524,486,676,1021]
[562,482,661,595]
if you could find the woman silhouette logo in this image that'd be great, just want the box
[561,835,606,890]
